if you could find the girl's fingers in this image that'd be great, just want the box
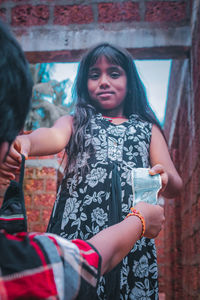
[157,173,168,197]
[149,164,168,193]
[149,164,164,175]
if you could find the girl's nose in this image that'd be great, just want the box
[99,74,110,89]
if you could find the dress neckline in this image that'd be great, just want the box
[96,113,139,126]
[102,115,128,125]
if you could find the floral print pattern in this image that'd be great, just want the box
[86,167,107,188]
[91,207,108,226]
[48,113,159,299]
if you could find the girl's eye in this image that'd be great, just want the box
[88,72,99,80]
[110,72,120,79]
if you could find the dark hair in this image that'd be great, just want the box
[66,43,162,175]
[0,21,33,146]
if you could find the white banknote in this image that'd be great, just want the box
[131,168,162,206]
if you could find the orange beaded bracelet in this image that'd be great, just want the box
[125,207,145,238]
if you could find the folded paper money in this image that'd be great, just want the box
[131,168,162,206]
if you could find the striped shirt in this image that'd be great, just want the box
[0,230,101,300]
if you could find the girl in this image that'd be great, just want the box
[1,43,182,299]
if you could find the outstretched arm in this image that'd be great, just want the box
[0,115,73,180]
[88,202,164,275]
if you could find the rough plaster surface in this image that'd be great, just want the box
[16,26,191,60]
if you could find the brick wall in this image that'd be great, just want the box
[155,227,165,293]
[164,2,200,299]
[25,153,65,232]
[0,1,188,27]
[0,153,64,233]
[0,0,191,62]
[24,159,57,232]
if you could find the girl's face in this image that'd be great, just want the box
[87,56,127,116]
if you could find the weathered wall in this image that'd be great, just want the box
[0,154,64,233]
[164,1,200,299]
[0,0,191,61]
[24,155,60,232]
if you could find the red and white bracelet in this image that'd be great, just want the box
[125,207,145,238]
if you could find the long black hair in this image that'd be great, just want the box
[66,43,162,175]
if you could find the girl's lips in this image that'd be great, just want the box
[97,92,114,98]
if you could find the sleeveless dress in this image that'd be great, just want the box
[47,113,159,300]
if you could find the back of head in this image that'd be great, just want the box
[0,21,33,146]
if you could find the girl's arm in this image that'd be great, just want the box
[0,115,73,179]
[149,124,183,198]
[88,202,164,275]
[22,115,73,157]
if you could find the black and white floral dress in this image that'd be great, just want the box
[47,113,159,300]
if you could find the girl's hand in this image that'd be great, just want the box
[149,164,168,194]
[0,136,30,180]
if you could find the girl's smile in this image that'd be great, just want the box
[87,56,127,117]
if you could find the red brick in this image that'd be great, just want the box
[194,232,200,254]
[198,195,200,218]
[31,223,47,233]
[98,2,140,23]
[192,266,199,293]
[25,178,44,191]
[42,209,51,224]
[190,170,199,204]
[11,5,49,26]
[28,155,56,160]
[157,254,165,265]
[27,209,40,222]
[25,167,35,178]
[194,83,200,123]
[145,1,187,22]
[45,179,57,191]
[25,194,32,208]
[54,5,93,25]
[33,194,55,207]
[157,246,164,256]
[35,167,56,178]
[192,14,200,83]
[155,237,164,248]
